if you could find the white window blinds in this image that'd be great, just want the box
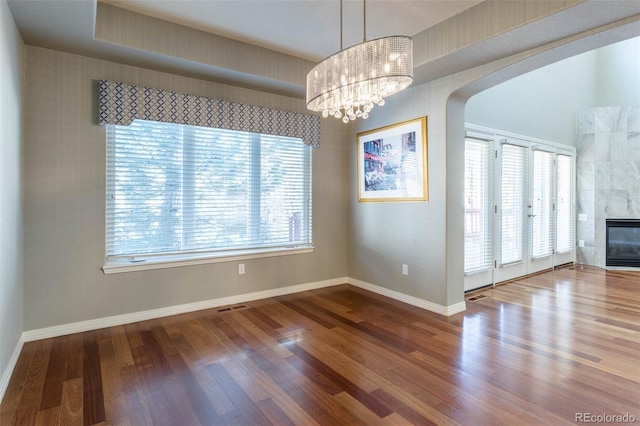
[556,154,574,253]
[531,150,554,259]
[464,138,493,273]
[500,144,526,265]
[106,120,312,259]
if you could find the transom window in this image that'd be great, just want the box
[105,120,312,270]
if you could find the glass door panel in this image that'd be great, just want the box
[464,137,493,290]
[555,154,575,265]
[528,150,555,273]
[494,142,528,283]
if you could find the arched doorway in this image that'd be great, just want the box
[446,19,640,302]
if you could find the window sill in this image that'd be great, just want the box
[102,245,314,274]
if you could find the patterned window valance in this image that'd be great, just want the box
[98,80,320,147]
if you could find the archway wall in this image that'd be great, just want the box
[347,4,640,310]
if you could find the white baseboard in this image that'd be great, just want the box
[347,277,466,316]
[3,276,464,404]
[0,334,25,405]
[22,276,465,343]
[22,277,349,342]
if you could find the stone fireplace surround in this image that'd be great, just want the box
[576,106,640,268]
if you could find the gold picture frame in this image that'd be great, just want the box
[357,117,428,202]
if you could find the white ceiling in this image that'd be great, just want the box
[7,0,640,98]
[98,0,483,61]
[6,0,485,95]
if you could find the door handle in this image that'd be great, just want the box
[528,214,536,218]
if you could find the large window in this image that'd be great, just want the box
[105,120,312,268]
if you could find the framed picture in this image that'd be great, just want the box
[357,117,428,202]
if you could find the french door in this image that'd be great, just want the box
[464,130,575,291]
[493,141,529,283]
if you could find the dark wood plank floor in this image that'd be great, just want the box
[1,266,639,425]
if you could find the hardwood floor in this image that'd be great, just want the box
[1,266,639,425]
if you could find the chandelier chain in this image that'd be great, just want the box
[340,0,343,50]
[363,0,366,43]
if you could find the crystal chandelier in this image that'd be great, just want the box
[306,0,413,123]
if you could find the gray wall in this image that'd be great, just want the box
[465,50,598,145]
[596,37,640,106]
[22,46,349,331]
[0,0,24,394]
[348,85,454,307]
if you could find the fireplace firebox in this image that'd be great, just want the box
[606,219,640,267]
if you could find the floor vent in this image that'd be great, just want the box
[217,304,248,313]
[466,294,488,302]
[554,262,575,270]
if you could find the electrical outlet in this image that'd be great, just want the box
[239,264,245,274]
[578,240,585,248]
[578,213,587,222]
[402,264,408,275]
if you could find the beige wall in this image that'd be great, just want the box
[0,0,24,396]
[22,46,349,331]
